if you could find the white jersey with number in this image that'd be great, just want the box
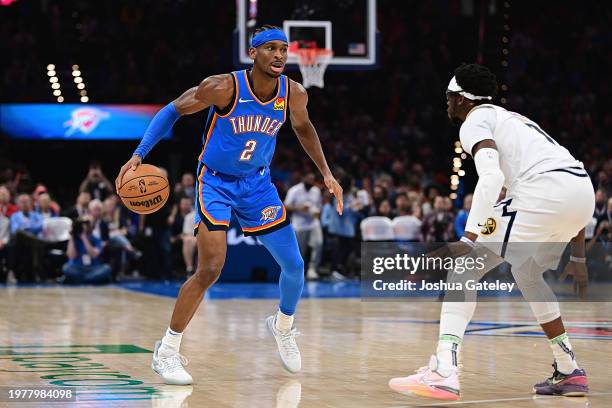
[458,104,594,271]
[459,104,582,191]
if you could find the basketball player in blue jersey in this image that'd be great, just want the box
[115,25,344,385]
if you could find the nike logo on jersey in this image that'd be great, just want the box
[238,98,254,103]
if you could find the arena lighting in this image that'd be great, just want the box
[500,1,511,105]
[72,65,89,102]
[46,64,62,102]
[450,141,466,200]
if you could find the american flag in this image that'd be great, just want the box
[348,43,366,55]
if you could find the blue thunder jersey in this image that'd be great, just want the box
[198,70,289,176]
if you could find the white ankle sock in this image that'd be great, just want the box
[434,301,474,375]
[550,332,578,374]
[275,311,294,333]
[436,334,461,376]
[159,327,183,356]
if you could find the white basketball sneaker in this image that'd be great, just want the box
[389,355,460,400]
[266,315,301,373]
[151,341,193,385]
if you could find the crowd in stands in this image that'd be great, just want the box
[0,161,201,284]
[0,158,610,284]
[1,1,610,282]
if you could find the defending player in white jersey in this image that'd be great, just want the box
[389,64,595,400]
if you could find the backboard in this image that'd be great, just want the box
[235,0,378,70]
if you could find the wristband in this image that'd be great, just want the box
[569,256,586,263]
[460,236,475,248]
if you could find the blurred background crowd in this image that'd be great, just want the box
[1,0,610,283]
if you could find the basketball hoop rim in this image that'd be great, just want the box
[289,48,334,65]
[288,41,333,65]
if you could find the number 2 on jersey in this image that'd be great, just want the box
[240,140,257,161]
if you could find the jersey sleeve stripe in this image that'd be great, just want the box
[283,76,289,123]
[217,72,239,118]
[197,114,218,162]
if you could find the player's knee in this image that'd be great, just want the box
[285,254,304,276]
[194,259,224,288]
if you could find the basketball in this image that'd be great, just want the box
[118,164,169,214]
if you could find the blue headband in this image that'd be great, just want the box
[251,29,288,48]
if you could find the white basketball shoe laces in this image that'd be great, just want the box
[266,315,302,373]
[151,340,193,385]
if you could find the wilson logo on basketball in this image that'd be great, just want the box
[273,97,285,111]
[138,179,147,193]
[260,205,281,223]
[129,194,163,208]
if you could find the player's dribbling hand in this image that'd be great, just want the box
[115,155,142,193]
[324,175,343,215]
[559,260,588,298]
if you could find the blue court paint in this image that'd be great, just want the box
[118,281,361,299]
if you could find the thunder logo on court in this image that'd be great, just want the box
[260,205,281,223]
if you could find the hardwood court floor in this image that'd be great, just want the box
[0,285,610,407]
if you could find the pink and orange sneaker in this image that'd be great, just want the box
[389,356,460,401]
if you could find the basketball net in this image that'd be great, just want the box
[289,42,333,89]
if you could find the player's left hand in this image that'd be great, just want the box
[559,260,588,298]
[324,175,343,215]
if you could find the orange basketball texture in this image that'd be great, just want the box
[118,164,169,214]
